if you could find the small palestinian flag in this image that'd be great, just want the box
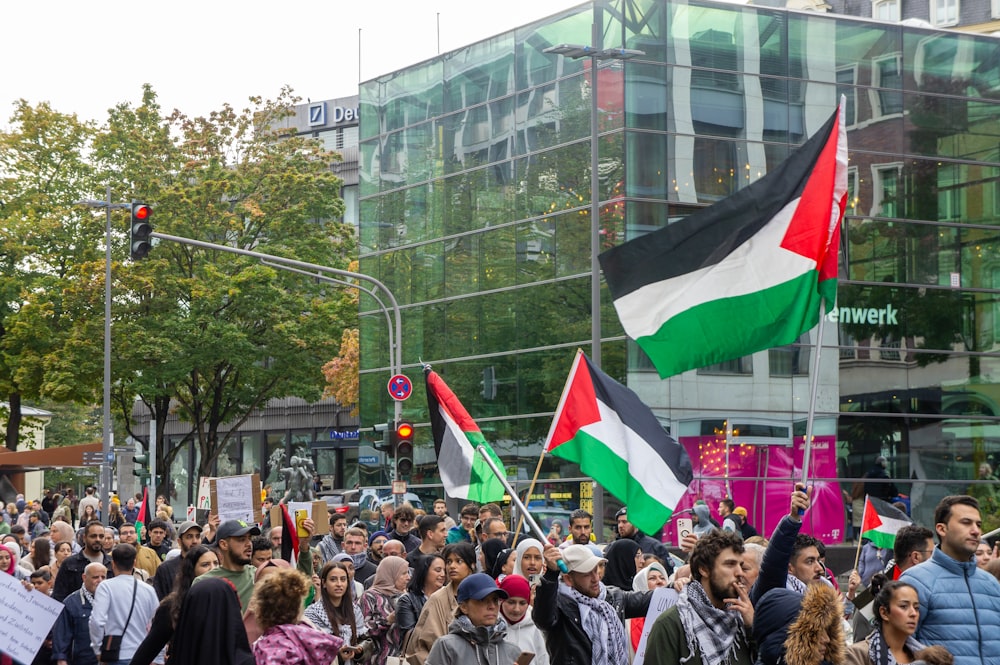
[426,368,505,503]
[135,486,153,543]
[544,350,693,536]
[860,495,911,549]
[279,503,300,568]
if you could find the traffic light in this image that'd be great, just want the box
[130,202,153,260]
[394,421,414,478]
[133,453,150,484]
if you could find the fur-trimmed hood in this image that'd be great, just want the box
[753,584,846,665]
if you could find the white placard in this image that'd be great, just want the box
[0,571,64,663]
[632,587,680,665]
[197,477,213,510]
[215,475,256,522]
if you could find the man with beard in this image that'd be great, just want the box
[533,543,652,665]
[193,519,261,612]
[117,523,159,580]
[615,506,673,574]
[645,530,754,665]
[53,562,106,665]
[151,521,202,599]
[52,521,113,602]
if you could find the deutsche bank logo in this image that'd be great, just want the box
[308,102,326,126]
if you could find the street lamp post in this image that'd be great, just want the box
[545,7,643,535]
[75,188,130,525]
[544,34,643,371]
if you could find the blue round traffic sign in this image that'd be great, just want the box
[388,374,412,401]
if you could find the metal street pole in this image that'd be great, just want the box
[544,3,643,539]
[75,189,131,525]
[151,231,404,424]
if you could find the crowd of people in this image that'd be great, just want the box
[2,484,1000,665]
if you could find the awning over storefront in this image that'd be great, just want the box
[0,442,102,471]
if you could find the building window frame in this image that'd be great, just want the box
[930,0,959,26]
[871,161,904,218]
[836,66,858,127]
[870,54,904,118]
[872,0,901,21]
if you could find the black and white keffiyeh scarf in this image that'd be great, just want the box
[676,580,746,665]
[868,626,925,665]
[558,581,630,665]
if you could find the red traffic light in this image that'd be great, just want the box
[133,204,151,221]
[396,422,414,439]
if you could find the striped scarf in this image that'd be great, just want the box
[558,581,629,665]
[676,580,746,665]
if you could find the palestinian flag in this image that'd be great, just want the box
[598,101,848,378]
[545,350,693,536]
[135,486,153,543]
[279,503,300,567]
[860,495,911,549]
[426,368,505,503]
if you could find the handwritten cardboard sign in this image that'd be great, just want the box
[270,500,329,535]
[0,571,64,663]
[208,474,262,523]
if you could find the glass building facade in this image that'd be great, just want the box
[358,0,1000,541]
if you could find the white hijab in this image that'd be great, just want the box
[512,538,545,583]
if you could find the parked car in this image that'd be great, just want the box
[317,491,359,523]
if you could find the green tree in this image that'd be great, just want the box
[93,86,357,487]
[0,101,104,451]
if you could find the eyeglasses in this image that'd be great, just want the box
[490,530,509,537]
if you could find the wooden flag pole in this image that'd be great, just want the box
[512,448,547,548]
[852,495,868,570]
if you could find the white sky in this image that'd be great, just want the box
[1,0,583,126]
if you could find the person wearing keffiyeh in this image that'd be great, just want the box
[533,543,652,665]
[645,530,754,665]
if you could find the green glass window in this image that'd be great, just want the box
[443,34,515,113]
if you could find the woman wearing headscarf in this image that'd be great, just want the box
[252,568,345,665]
[628,562,675,658]
[603,539,642,590]
[512,538,546,585]
[304,561,372,664]
[360,555,410,665]
[169,578,254,665]
[499,574,549,665]
[1,542,29,583]
[405,541,476,664]
[845,575,953,665]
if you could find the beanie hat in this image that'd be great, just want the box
[498,574,531,601]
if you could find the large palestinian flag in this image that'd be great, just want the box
[599,101,848,378]
[545,350,693,536]
[860,495,911,549]
[426,368,505,503]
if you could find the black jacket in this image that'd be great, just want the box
[52,551,113,602]
[626,532,675,574]
[532,568,651,665]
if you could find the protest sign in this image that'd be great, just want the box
[0,571,64,663]
[208,473,262,523]
[632,587,680,665]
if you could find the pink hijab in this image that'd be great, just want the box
[2,543,20,575]
[370,556,409,597]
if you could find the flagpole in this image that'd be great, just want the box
[852,494,868,570]
[800,298,829,487]
[512,448,547,548]
[476,444,569,573]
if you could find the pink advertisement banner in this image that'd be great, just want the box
[663,434,845,544]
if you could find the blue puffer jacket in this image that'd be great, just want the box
[900,547,1000,665]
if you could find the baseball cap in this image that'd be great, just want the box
[177,521,202,536]
[733,507,748,518]
[457,573,510,602]
[561,544,606,574]
[216,519,261,540]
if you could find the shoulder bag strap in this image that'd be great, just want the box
[121,578,138,634]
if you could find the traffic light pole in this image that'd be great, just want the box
[75,188,131,525]
[150,231,404,424]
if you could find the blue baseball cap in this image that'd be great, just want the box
[457,573,510,603]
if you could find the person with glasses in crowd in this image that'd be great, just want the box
[385,503,420,553]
